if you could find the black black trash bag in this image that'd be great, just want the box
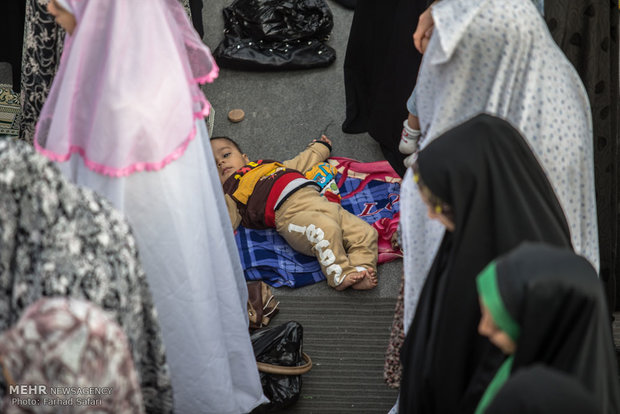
[213,0,336,70]
[250,321,311,413]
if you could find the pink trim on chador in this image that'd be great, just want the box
[193,65,220,85]
[34,125,197,177]
[35,102,210,177]
[33,0,220,179]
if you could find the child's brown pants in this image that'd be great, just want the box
[275,186,378,288]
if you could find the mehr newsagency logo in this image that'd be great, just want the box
[9,384,113,408]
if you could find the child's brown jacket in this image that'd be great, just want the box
[223,141,331,229]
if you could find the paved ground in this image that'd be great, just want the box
[200,0,403,299]
[200,3,403,411]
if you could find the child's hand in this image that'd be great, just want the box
[314,135,332,146]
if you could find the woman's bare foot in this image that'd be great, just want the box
[352,268,378,290]
[334,271,365,291]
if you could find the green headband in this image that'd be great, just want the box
[476,261,520,342]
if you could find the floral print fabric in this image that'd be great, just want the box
[0,138,173,413]
[0,298,144,413]
[402,0,599,333]
[384,275,405,388]
[545,0,620,308]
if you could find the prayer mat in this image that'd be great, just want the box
[236,157,403,288]
[0,84,20,136]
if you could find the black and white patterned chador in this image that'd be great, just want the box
[0,138,173,413]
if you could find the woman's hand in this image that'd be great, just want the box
[413,3,435,54]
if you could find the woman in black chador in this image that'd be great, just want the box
[399,114,573,413]
[341,0,427,177]
[475,243,620,413]
[484,366,600,414]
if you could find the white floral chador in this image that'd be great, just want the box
[401,0,599,332]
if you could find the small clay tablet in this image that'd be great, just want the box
[228,109,245,123]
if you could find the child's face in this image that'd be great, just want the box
[47,0,77,35]
[478,298,517,355]
[211,139,250,184]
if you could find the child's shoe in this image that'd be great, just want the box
[399,119,421,155]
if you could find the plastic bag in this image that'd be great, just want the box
[214,0,336,70]
[251,321,312,413]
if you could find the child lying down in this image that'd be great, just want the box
[211,135,379,290]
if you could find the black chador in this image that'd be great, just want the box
[399,114,572,413]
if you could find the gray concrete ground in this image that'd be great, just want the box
[201,0,402,299]
[199,4,403,410]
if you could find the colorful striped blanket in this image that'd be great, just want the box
[235,157,402,288]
